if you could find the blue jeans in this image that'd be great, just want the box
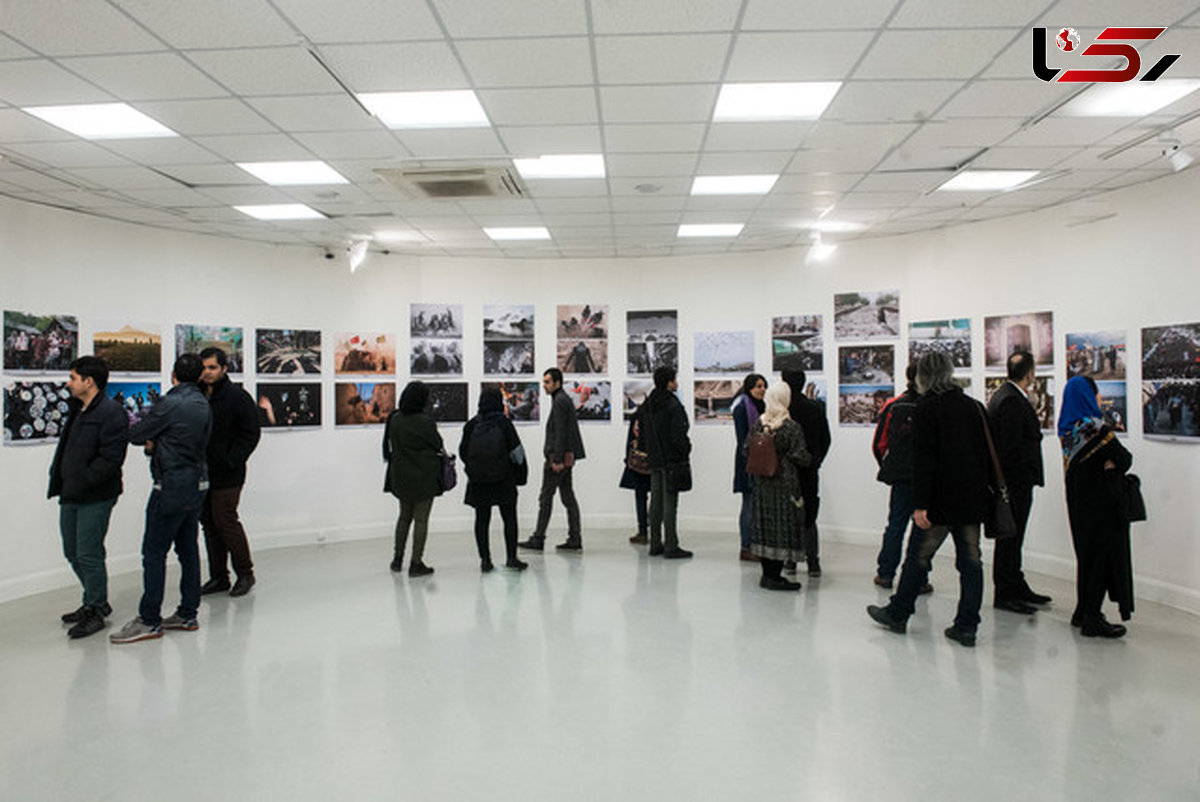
[889,523,983,634]
[59,499,117,608]
[876,483,914,581]
[738,490,753,549]
[139,487,204,626]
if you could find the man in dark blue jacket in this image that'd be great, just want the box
[48,356,129,639]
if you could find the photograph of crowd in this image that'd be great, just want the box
[557,339,607,374]
[557,304,607,340]
[334,382,396,426]
[771,315,823,372]
[256,382,321,429]
[410,338,463,376]
[838,345,894,386]
[567,380,612,421]
[1066,330,1125,380]
[1096,380,1127,432]
[694,379,739,423]
[256,328,321,375]
[93,323,159,373]
[694,331,754,375]
[838,384,893,427]
[834,291,899,341]
[622,379,653,420]
[334,332,395,375]
[909,318,971,369]
[426,382,469,423]
[1142,322,1200,381]
[4,311,78,372]
[4,381,71,444]
[983,311,1054,370]
[484,341,535,375]
[107,381,160,427]
[410,304,462,339]
[986,376,1055,431]
[483,305,534,340]
[176,324,243,373]
[481,381,540,423]
[1143,380,1199,439]
[627,310,678,376]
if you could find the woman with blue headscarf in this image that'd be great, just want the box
[1058,375,1134,638]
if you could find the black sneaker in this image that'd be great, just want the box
[481,559,495,573]
[944,626,977,647]
[389,557,404,572]
[229,575,255,597]
[807,558,822,577]
[760,576,801,591]
[67,607,107,639]
[663,548,693,560]
[408,562,434,577]
[200,578,231,595]
[648,545,665,556]
[62,601,111,623]
[555,539,582,552]
[504,559,529,571]
[866,604,906,634]
[517,537,544,552]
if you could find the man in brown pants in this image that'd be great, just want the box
[198,347,261,597]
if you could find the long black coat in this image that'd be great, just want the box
[731,395,761,493]
[48,393,129,503]
[788,393,831,525]
[987,380,1045,488]
[460,411,523,508]
[912,387,994,526]
[640,388,690,470]
[383,411,443,503]
[204,375,261,490]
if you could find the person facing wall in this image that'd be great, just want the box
[384,381,443,577]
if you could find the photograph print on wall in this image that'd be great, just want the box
[557,304,607,340]
[558,338,607,374]
[256,328,321,375]
[484,340,535,375]
[334,381,396,426]
[410,303,463,339]
[986,376,1056,431]
[834,292,899,341]
[1096,380,1128,433]
[426,382,469,423]
[627,309,678,376]
[411,338,464,376]
[694,331,754,375]
[838,384,893,427]
[93,322,160,374]
[4,311,78,372]
[255,382,321,429]
[1066,330,1125,380]
[3,380,71,444]
[483,305,534,340]
[983,311,1054,370]
[772,315,823,372]
[176,324,244,373]
[566,380,612,421]
[333,332,396,375]
[481,381,540,423]
[909,318,971,369]
[107,381,161,427]
[838,344,895,386]
[622,379,653,420]
[1141,323,1200,439]
[694,379,740,423]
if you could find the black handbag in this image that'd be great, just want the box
[977,405,1018,540]
[437,452,457,494]
[666,462,693,493]
[1119,473,1147,522]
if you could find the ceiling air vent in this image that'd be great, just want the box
[375,166,524,200]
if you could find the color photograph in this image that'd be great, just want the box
[255,382,321,429]
[426,382,469,423]
[1066,330,1125,380]
[484,340,535,375]
[1141,322,1200,381]
[694,331,754,374]
[3,380,71,444]
[834,291,899,340]
[176,324,244,372]
[694,379,740,423]
[335,382,396,426]
[107,381,161,427]
[256,328,321,375]
[909,318,971,369]
[482,305,534,340]
[3,311,78,372]
[92,323,160,373]
[1143,380,1200,439]
[411,338,463,376]
[772,314,823,372]
[410,303,462,339]
[622,379,653,420]
[566,380,612,422]
[557,304,607,340]
[986,375,1056,431]
[333,332,396,375]
[1096,380,1128,433]
[557,339,607,374]
[481,381,540,423]
[838,345,894,386]
[838,384,893,426]
[983,311,1054,369]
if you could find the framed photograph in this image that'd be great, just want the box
[255,382,321,429]
[694,379,740,423]
[107,381,161,427]
[175,324,244,372]
[771,315,823,372]
[411,338,463,376]
[566,380,612,421]
[983,311,1054,370]
[4,311,78,372]
[333,332,396,375]
[694,331,754,375]
[256,328,321,375]
[481,381,540,423]
[838,344,895,386]
[838,384,893,427]
[1142,380,1200,439]
[557,338,608,374]
[93,322,160,374]
[622,379,653,421]
[1141,322,1200,381]
[985,376,1056,431]
[909,318,971,369]
[627,310,678,376]
[483,305,534,340]
[426,382,469,423]
[1096,380,1128,433]
[335,381,396,426]
[4,380,72,444]
[410,303,462,339]
[1066,330,1125,380]
[484,340,535,375]
[834,291,899,340]
[557,304,607,340]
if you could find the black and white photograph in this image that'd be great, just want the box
[107,381,161,427]
[176,324,243,373]
[1142,322,1200,381]
[426,382,469,423]
[557,304,607,340]
[335,382,396,426]
[1096,380,1128,432]
[255,382,321,429]
[410,303,462,339]
[909,318,971,369]
[93,322,160,374]
[4,381,71,444]
[411,338,464,376]
[622,379,653,421]
[694,379,739,423]
[627,308,678,376]
[484,341,535,375]
[838,345,894,386]
[986,376,1055,431]
[1066,330,1125,380]
[4,311,78,372]
[694,331,754,374]
[333,332,396,376]
[256,328,321,375]
[557,339,607,374]
[771,315,823,372]
[984,311,1054,369]
[566,380,612,422]
[483,305,535,340]
[834,291,899,340]
[481,381,540,423]
[1143,380,1200,439]
[838,384,893,427]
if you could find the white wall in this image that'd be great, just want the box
[2,168,1198,613]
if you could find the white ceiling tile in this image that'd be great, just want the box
[973,146,1082,169]
[1033,1,1197,28]
[1139,27,1200,79]
[112,0,296,48]
[704,122,811,151]
[1001,117,1138,148]
[852,172,948,193]
[293,131,407,160]
[604,123,706,152]
[741,0,899,30]
[836,190,928,209]
[0,108,78,143]
[979,35,1039,80]
[3,1,164,55]
[595,35,730,84]
[318,43,469,92]
[890,0,1053,28]
[197,185,295,204]
[497,125,602,154]
[0,169,87,191]
[610,210,681,225]
[0,33,37,59]
[59,53,229,101]
[978,188,1084,208]
[431,0,589,37]
[522,178,609,197]
[725,32,874,82]
[96,138,226,165]
[614,224,679,241]
[804,121,916,151]
[133,99,276,136]
[0,60,114,106]
[185,48,338,96]
[271,0,444,42]
[609,195,688,212]
[479,88,599,126]
[786,149,891,172]
[824,80,959,124]
[245,95,380,133]
[606,153,699,176]
[771,172,859,192]
[591,0,742,33]
[533,197,612,213]
[458,38,593,88]
[936,79,1077,119]
[609,176,692,195]
[191,134,314,162]
[877,146,979,171]
[150,164,260,185]
[695,150,795,173]
[63,165,188,190]
[326,160,412,184]
[4,140,130,169]
[394,128,508,159]
[600,85,718,123]
[110,187,223,207]
[901,117,1022,150]
[684,195,764,212]
[856,30,1014,80]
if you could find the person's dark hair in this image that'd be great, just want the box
[1006,350,1035,383]
[739,372,767,397]
[70,355,109,391]
[905,363,918,391]
[653,366,676,390]
[478,386,504,414]
[198,346,227,367]
[174,353,203,384]
[780,369,806,394]
[916,351,955,395]
[543,367,563,385]
[399,381,429,415]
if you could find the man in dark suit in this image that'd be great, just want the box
[988,350,1051,615]
[782,370,832,576]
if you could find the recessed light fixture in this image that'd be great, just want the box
[936,170,1039,192]
[234,204,326,221]
[1063,79,1200,117]
[21,102,177,139]
[690,175,779,195]
[713,82,842,122]
[677,223,744,238]
[484,226,551,241]
[235,161,348,185]
[357,90,490,128]
[513,154,605,179]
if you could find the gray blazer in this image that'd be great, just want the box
[543,388,585,462]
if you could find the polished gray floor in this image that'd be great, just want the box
[2,531,1198,801]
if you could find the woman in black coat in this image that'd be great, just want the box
[619,415,652,545]
[731,373,766,561]
[383,381,443,576]
[460,387,528,572]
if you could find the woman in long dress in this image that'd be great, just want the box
[748,382,811,591]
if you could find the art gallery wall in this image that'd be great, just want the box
[1,166,1198,612]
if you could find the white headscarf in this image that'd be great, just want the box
[760,381,791,431]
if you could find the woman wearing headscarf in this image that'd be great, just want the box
[1058,375,1135,638]
[460,387,528,572]
[747,382,811,590]
[383,381,443,577]
[731,373,767,561]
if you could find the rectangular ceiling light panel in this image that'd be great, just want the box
[513,154,605,179]
[677,223,744,237]
[236,161,349,185]
[937,170,1039,191]
[22,103,178,139]
[234,204,326,220]
[357,90,490,128]
[691,174,779,195]
[1062,79,1200,117]
[713,82,842,122]
[484,226,551,240]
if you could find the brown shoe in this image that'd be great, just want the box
[739,549,760,562]
[873,575,893,589]
[629,533,648,545]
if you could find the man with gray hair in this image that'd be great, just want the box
[867,351,994,647]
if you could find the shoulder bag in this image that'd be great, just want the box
[745,425,778,478]
[977,404,1017,540]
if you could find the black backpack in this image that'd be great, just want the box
[466,417,509,483]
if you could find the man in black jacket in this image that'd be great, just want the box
[198,347,261,596]
[988,350,1051,614]
[519,368,585,552]
[871,365,923,589]
[640,366,693,559]
[782,370,831,576]
[48,356,129,639]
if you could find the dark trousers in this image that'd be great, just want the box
[649,468,679,551]
[59,499,116,609]
[634,486,649,535]
[474,501,518,563]
[139,488,203,627]
[993,484,1034,602]
[200,486,254,581]
[876,483,915,581]
[396,497,434,563]
[738,490,753,549]
[532,462,580,542]
[889,523,983,634]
